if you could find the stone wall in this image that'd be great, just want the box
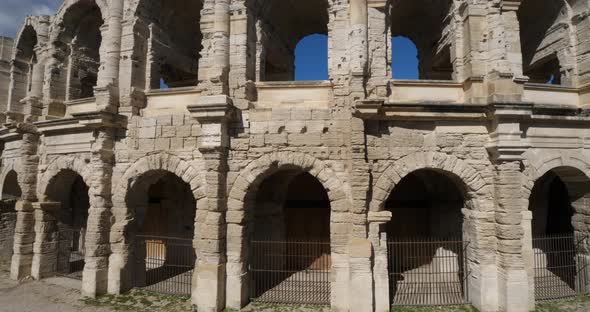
[2,1,590,312]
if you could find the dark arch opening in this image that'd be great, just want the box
[518,0,568,85]
[385,169,467,305]
[294,34,328,81]
[126,170,196,294]
[248,170,331,304]
[390,0,454,80]
[255,0,329,81]
[0,171,20,260]
[45,170,90,279]
[135,0,203,90]
[56,2,103,101]
[527,168,586,298]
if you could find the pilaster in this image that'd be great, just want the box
[188,95,235,312]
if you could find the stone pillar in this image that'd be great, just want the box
[350,0,368,101]
[20,46,46,122]
[495,161,532,312]
[10,129,40,280]
[95,0,123,113]
[458,3,487,104]
[208,0,230,95]
[31,202,60,279]
[486,1,526,103]
[82,128,115,297]
[368,211,392,312]
[189,95,235,312]
[522,210,535,309]
[486,103,533,312]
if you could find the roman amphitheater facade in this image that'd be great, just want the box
[1,0,590,311]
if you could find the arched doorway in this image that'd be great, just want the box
[385,169,468,306]
[0,171,20,260]
[126,171,196,295]
[248,170,331,304]
[528,167,590,299]
[44,170,90,279]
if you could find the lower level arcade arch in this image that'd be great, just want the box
[247,170,331,304]
[384,169,469,306]
[528,167,590,300]
[0,170,20,260]
[43,170,90,279]
[126,170,196,295]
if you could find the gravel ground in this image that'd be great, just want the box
[1,259,590,312]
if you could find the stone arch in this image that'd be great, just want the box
[12,16,50,60]
[9,16,51,116]
[44,0,105,107]
[228,151,349,216]
[108,153,205,294]
[38,156,93,202]
[225,151,349,309]
[113,153,206,210]
[52,0,108,30]
[526,151,590,184]
[370,152,490,212]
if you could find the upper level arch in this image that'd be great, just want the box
[44,0,105,116]
[388,0,456,81]
[517,0,574,86]
[249,0,330,82]
[129,0,204,91]
[7,16,50,119]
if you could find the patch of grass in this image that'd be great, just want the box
[390,305,478,312]
[535,296,590,312]
[80,290,196,312]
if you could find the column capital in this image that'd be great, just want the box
[187,95,235,123]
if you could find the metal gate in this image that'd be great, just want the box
[388,238,469,306]
[533,234,588,300]
[250,240,331,304]
[56,228,85,279]
[133,235,195,295]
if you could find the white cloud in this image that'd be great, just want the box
[0,0,61,38]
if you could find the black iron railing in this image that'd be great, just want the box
[250,240,331,305]
[133,235,195,295]
[388,237,469,306]
[56,228,85,279]
[533,234,588,300]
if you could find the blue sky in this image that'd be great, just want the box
[0,2,419,81]
[295,34,419,80]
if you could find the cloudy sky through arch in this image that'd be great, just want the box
[0,0,61,38]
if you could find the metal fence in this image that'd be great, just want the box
[133,235,195,295]
[56,228,85,279]
[533,234,588,300]
[388,237,469,306]
[250,240,331,305]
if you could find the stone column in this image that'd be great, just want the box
[31,202,60,279]
[21,46,46,121]
[82,127,115,297]
[368,211,392,312]
[208,0,230,95]
[350,0,368,101]
[95,0,123,113]
[486,103,533,312]
[188,95,235,312]
[10,128,40,280]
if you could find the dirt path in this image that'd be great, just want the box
[0,261,112,312]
